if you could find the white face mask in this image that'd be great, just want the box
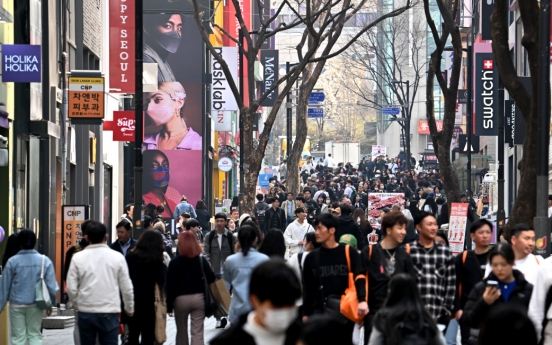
[263,306,297,333]
[147,103,175,126]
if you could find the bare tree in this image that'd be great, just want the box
[337,6,426,166]
[490,1,539,228]
[191,0,412,212]
[422,0,462,203]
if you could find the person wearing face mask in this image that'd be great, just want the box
[143,82,202,150]
[143,13,183,82]
[142,150,181,218]
[211,260,303,345]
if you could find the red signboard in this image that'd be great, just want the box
[104,111,136,141]
[109,0,135,93]
[418,120,443,134]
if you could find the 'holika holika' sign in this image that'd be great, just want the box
[2,44,41,82]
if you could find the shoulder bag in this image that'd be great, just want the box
[199,256,219,318]
[154,283,167,343]
[340,245,366,323]
[35,255,52,310]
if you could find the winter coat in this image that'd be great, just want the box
[336,216,367,249]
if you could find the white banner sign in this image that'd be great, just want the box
[372,145,386,157]
[212,47,238,111]
[213,110,232,132]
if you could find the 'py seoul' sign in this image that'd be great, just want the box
[2,45,41,82]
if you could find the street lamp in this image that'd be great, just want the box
[390,79,410,170]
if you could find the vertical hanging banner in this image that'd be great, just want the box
[252,0,271,49]
[109,0,135,93]
[448,203,469,255]
[212,47,238,111]
[260,50,278,106]
[504,100,514,145]
[480,0,493,40]
[474,53,498,136]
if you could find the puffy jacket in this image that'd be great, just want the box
[0,250,59,309]
[336,216,367,249]
[461,270,533,329]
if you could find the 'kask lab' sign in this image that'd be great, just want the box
[68,77,105,119]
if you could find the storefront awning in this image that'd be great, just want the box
[0,109,9,129]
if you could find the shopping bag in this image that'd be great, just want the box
[154,283,167,343]
[210,278,231,318]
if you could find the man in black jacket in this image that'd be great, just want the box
[264,198,286,232]
[453,218,493,345]
[211,261,302,345]
[254,193,270,234]
[109,220,137,256]
[303,189,320,215]
[361,211,414,343]
[336,205,366,249]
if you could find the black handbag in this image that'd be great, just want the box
[199,255,219,318]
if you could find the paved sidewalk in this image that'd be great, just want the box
[42,316,223,345]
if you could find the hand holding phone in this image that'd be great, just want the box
[483,280,501,305]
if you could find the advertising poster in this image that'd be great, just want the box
[448,203,469,255]
[141,2,204,212]
[367,193,406,244]
[371,145,386,157]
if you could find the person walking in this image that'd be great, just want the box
[361,211,414,343]
[167,231,216,345]
[509,223,543,285]
[174,195,197,220]
[368,274,446,345]
[282,193,297,227]
[410,212,456,329]
[461,244,533,331]
[66,220,134,345]
[254,193,270,235]
[336,205,367,250]
[203,212,234,329]
[109,220,137,256]
[528,252,552,344]
[264,198,286,232]
[223,225,269,324]
[195,200,211,237]
[283,208,314,256]
[302,214,368,335]
[453,219,493,345]
[0,230,59,345]
[125,231,167,345]
[211,260,303,345]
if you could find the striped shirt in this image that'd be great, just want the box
[409,241,456,321]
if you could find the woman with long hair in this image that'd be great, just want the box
[353,194,367,211]
[126,230,167,344]
[166,231,216,345]
[195,200,211,236]
[369,274,445,345]
[222,225,269,324]
[143,82,202,150]
[317,194,329,213]
[258,229,287,259]
[461,243,533,329]
[353,207,373,241]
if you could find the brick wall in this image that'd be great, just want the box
[83,0,102,58]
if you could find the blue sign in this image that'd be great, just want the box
[308,108,324,118]
[259,174,274,188]
[2,45,41,82]
[382,107,401,115]
[309,92,325,104]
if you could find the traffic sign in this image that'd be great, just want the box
[382,107,401,115]
[309,92,325,104]
[308,108,324,118]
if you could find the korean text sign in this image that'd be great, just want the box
[68,77,105,119]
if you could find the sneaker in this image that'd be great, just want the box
[216,320,221,328]
[220,318,228,329]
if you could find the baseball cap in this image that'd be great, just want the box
[339,234,357,247]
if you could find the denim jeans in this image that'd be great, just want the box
[445,318,459,345]
[78,312,119,345]
[215,274,231,322]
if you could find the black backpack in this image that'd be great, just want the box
[255,203,268,222]
[395,321,433,345]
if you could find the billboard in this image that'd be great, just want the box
[474,53,498,136]
[418,120,443,134]
[2,44,41,82]
[142,3,205,210]
[367,193,406,244]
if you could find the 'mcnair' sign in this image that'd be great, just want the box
[474,53,499,136]
[2,45,41,82]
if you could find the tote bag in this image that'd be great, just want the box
[35,255,52,310]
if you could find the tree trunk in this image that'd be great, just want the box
[239,106,262,214]
[490,0,539,230]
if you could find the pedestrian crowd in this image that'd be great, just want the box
[0,155,551,345]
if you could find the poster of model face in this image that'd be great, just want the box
[367,193,406,243]
[142,2,204,211]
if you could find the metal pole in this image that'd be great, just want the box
[497,76,505,231]
[286,62,292,161]
[466,43,473,197]
[238,29,245,214]
[132,0,144,238]
[405,80,410,170]
[534,0,551,257]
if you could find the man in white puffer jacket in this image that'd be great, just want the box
[284,207,314,256]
